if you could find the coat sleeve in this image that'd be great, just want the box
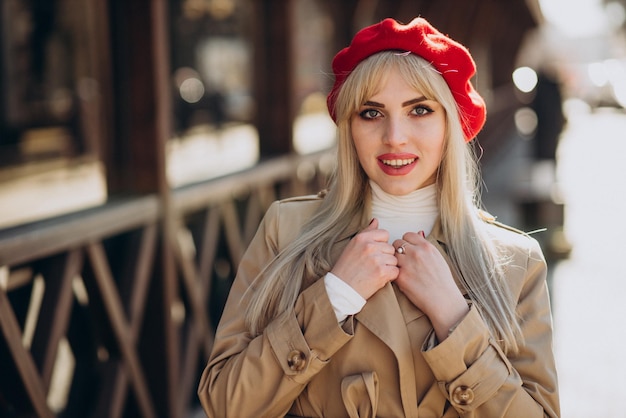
[197,201,353,418]
[421,235,560,418]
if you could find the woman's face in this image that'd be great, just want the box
[350,66,446,196]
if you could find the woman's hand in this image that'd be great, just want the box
[393,232,468,342]
[331,218,398,300]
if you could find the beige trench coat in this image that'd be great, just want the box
[198,195,560,417]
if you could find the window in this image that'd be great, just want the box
[0,0,107,228]
[167,0,259,187]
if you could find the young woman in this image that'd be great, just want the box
[198,17,559,417]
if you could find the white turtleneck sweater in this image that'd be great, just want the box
[324,180,440,322]
[369,180,439,242]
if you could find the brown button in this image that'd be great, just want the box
[452,385,475,405]
[287,350,306,371]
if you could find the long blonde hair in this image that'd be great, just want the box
[245,51,523,353]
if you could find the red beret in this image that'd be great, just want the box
[327,17,486,142]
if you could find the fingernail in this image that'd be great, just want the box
[369,218,375,225]
[420,231,425,238]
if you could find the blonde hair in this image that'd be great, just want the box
[245,51,523,353]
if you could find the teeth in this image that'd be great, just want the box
[381,158,416,168]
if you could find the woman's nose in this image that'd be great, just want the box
[382,117,408,146]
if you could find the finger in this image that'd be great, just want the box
[383,243,397,254]
[402,230,426,244]
[380,263,400,280]
[392,240,409,255]
[364,218,379,231]
[361,219,391,243]
[383,252,398,266]
[392,239,405,250]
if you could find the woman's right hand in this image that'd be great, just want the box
[330,218,398,299]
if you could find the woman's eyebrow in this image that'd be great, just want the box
[363,100,385,108]
[363,96,428,108]
[402,96,428,107]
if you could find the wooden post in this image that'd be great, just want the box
[107,0,179,416]
[252,0,295,157]
[151,1,182,415]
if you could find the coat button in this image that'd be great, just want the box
[452,385,475,405]
[287,350,306,371]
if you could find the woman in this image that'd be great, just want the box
[198,17,559,417]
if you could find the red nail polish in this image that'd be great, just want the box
[420,231,425,238]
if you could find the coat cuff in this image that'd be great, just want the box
[421,304,513,411]
[266,279,353,383]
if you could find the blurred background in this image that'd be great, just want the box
[0,0,624,416]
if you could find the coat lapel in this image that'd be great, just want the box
[356,283,419,417]
[356,282,412,353]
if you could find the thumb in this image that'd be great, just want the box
[365,218,379,231]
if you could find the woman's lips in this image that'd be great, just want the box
[377,153,418,176]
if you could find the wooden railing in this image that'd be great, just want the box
[0,151,334,418]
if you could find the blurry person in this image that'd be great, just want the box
[198,17,559,417]
[532,68,566,161]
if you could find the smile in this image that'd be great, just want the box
[380,158,417,168]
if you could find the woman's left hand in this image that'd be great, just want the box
[393,232,469,342]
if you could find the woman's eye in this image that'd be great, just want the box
[412,105,434,116]
[359,109,381,119]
